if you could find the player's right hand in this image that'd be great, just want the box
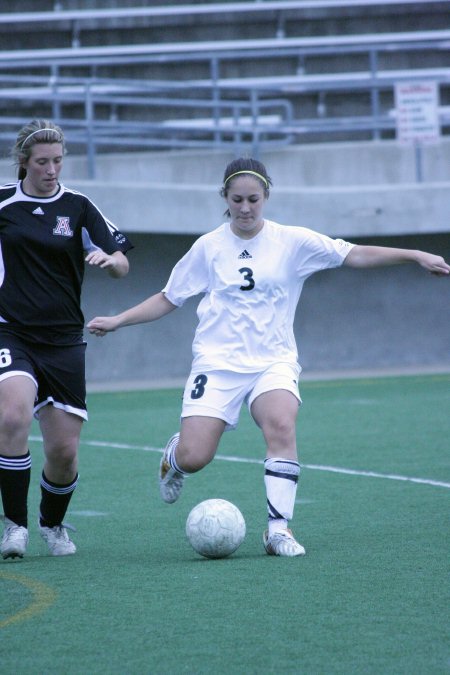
[86,316,118,336]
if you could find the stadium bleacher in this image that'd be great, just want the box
[0,0,448,171]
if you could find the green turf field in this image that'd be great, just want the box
[1,374,449,674]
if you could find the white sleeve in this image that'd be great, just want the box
[293,228,355,277]
[162,238,209,306]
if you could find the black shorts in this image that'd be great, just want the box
[0,330,88,420]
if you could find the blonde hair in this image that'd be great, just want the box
[11,119,66,179]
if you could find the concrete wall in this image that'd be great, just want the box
[1,139,449,238]
[53,140,450,186]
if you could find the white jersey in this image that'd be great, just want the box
[163,220,354,372]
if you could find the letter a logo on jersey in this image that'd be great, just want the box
[53,216,73,237]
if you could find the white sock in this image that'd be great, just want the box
[264,457,300,535]
[167,435,188,475]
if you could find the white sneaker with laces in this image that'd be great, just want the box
[39,523,76,556]
[1,517,29,559]
[263,528,306,557]
[159,433,184,503]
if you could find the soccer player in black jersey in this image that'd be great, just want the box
[0,119,133,559]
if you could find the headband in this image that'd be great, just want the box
[224,170,269,188]
[21,128,62,150]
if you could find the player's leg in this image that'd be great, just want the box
[159,415,226,503]
[250,378,305,557]
[178,415,227,472]
[38,406,82,555]
[0,374,36,559]
[34,342,86,555]
[159,369,242,504]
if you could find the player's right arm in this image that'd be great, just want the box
[87,292,176,336]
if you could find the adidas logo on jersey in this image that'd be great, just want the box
[238,250,252,259]
[33,207,44,215]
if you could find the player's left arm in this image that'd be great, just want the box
[85,249,129,278]
[344,245,450,276]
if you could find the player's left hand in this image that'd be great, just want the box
[85,249,118,270]
[417,252,450,276]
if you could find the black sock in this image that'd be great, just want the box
[0,452,31,527]
[39,472,78,528]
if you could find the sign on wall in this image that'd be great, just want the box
[395,81,440,145]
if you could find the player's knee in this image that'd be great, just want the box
[44,440,78,472]
[177,439,215,473]
[263,415,296,446]
[0,401,33,439]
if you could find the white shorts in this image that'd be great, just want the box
[181,362,302,431]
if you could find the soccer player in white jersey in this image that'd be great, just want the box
[88,157,449,557]
[0,120,133,559]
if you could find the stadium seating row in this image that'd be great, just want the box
[0,0,448,168]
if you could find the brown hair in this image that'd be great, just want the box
[220,157,272,217]
[220,157,272,199]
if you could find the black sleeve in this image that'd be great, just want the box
[82,197,134,254]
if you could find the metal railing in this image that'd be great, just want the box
[0,1,445,31]
[1,69,448,177]
[2,28,450,69]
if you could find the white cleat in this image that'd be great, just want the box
[159,433,184,504]
[39,523,76,556]
[263,528,306,557]
[1,518,29,559]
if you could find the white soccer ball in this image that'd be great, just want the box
[185,498,246,559]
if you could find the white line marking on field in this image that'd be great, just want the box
[70,510,109,517]
[29,436,450,490]
[299,463,450,489]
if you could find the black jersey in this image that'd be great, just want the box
[0,180,133,345]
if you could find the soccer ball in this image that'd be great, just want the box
[185,499,246,559]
